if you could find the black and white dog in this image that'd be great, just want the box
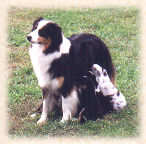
[26,17,116,125]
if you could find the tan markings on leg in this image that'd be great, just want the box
[80,85,87,89]
[41,87,59,112]
[42,87,49,99]
[56,77,64,89]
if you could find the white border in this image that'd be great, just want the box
[0,0,144,144]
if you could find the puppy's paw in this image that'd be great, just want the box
[37,117,48,126]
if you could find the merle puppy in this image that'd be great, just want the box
[78,64,126,122]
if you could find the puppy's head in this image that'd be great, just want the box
[26,17,62,53]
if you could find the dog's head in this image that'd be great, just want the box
[26,17,63,53]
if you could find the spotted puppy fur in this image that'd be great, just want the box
[92,64,126,111]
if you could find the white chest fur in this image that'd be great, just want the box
[29,34,71,90]
[29,44,61,89]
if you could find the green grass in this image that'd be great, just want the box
[8,7,139,137]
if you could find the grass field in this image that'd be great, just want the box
[8,7,139,137]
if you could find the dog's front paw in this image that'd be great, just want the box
[37,117,48,126]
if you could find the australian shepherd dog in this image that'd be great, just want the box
[26,17,117,126]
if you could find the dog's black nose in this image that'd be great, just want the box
[26,35,32,42]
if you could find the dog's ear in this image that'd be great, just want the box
[31,17,44,31]
[33,17,44,27]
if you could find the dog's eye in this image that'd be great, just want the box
[38,28,48,38]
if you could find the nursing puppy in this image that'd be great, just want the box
[77,75,112,123]
[92,64,126,111]
[78,64,126,123]
[26,17,115,125]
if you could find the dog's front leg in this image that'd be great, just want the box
[61,89,79,122]
[37,88,50,126]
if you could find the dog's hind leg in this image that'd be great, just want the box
[61,88,79,122]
